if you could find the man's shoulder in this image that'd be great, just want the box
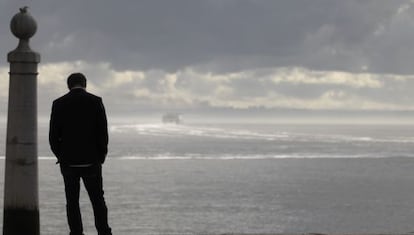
[85,91,102,101]
[52,94,68,105]
[53,90,102,104]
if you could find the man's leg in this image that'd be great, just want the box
[82,165,112,235]
[61,166,84,235]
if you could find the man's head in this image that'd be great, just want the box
[67,73,87,90]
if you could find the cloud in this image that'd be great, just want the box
[1,59,414,118]
[269,68,383,88]
[1,1,414,117]
[1,61,409,114]
[0,67,9,98]
[361,0,414,74]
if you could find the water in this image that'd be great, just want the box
[1,122,414,234]
[105,123,414,160]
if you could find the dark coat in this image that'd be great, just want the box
[49,88,108,165]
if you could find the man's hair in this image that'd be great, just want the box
[67,73,87,89]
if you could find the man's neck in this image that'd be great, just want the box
[70,86,85,91]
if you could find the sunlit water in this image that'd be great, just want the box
[0,123,414,234]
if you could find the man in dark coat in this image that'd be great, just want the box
[49,73,112,235]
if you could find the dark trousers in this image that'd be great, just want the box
[60,164,112,235]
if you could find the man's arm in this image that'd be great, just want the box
[97,98,108,163]
[49,101,62,162]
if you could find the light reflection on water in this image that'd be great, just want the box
[2,158,414,234]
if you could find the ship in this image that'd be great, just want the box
[162,113,181,124]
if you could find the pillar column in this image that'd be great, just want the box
[3,6,40,235]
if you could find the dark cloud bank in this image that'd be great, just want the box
[1,0,412,74]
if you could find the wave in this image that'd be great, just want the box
[110,123,283,140]
[116,154,414,160]
[109,123,414,144]
[0,156,57,160]
[0,154,408,161]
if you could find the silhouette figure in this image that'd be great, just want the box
[49,73,112,235]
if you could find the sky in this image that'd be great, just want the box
[1,0,414,123]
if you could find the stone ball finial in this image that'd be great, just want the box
[10,6,37,40]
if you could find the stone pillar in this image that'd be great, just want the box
[2,7,40,235]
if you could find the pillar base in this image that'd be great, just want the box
[3,208,39,235]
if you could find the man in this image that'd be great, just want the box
[49,73,112,235]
